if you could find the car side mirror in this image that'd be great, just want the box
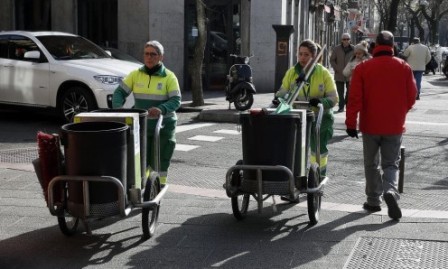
[24,50,41,60]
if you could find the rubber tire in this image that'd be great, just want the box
[141,172,160,240]
[231,194,250,220]
[234,90,254,111]
[57,214,79,236]
[59,86,97,122]
[226,160,243,197]
[307,167,321,225]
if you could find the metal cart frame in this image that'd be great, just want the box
[43,114,167,239]
[225,103,328,225]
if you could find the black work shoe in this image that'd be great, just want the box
[363,202,381,212]
[384,193,402,220]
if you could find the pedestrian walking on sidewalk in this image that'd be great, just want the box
[343,41,371,82]
[345,31,417,220]
[330,33,354,112]
[276,39,338,177]
[402,37,431,100]
[112,40,181,186]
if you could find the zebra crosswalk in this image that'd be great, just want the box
[175,123,240,152]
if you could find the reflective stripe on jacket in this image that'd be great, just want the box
[276,63,338,113]
[112,63,181,122]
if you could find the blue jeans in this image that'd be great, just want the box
[412,71,423,95]
[362,133,402,206]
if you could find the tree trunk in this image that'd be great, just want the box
[190,0,206,107]
[387,0,400,32]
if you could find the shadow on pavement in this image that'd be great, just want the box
[0,202,400,268]
[125,209,397,268]
[0,107,61,144]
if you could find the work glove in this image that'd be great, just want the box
[346,129,359,139]
[295,73,306,84]
[309,98,321,107]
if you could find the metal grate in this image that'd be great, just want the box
[0,147,38,164]
[344,236,448,269]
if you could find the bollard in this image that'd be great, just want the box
[398,146,405,193]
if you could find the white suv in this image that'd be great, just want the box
[0,31,140,122]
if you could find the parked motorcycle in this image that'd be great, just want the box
[225,54,256,111]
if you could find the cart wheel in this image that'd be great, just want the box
[226,160,243,197]
[57,213,79,236]
[231,194,250,220]
[307,166,321,225]
[142,172,161,240]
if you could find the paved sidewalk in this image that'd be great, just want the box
[1,74,448,268]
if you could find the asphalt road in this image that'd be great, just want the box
[1,74,448,268]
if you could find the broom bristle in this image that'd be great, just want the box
[37,131,62,203]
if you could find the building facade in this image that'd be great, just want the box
[0,0,356,93]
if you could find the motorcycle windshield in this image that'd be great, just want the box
[235,65,252,78]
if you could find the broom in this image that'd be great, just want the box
[36,131,64,205]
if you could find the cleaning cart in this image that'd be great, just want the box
[34,110,167,239]
[225,104,328,224]
[225,45,329,225]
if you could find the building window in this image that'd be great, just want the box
[15,0,51,30]
[78,0,118,48]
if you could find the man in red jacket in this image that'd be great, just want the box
[345,31,417,220]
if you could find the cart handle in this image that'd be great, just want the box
[47,175,130,217]
[147,114,163,173]
[314,103,324,166]
[226,164,295,196]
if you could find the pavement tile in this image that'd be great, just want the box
[1,76,448,268]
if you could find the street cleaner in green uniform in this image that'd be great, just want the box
[112,40,181,186]
[275,39,338,177]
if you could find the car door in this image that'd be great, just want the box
[0,35,13,100]
[0,35,50,106]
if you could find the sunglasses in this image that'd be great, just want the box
[342,38,350,41]
[145,52,159,57]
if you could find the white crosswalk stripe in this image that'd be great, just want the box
[213,129,240,135]
[175,144,200,152]
[176,123,215,133]
[175,124,238,152]
[188,135,224,142]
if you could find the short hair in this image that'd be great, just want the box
[376,31,394,47]
[412,37,420,44]
[145,40,164,55]
[341,33,351,40]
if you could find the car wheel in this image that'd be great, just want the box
[59,87,97,122]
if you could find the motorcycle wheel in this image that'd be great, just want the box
[234,89,254,111]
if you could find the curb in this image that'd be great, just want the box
[197,109,240,123]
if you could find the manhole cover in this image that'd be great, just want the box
[344,236,448,269]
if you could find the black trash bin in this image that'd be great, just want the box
[61,121,128,218]
[94,108,148,188]
[240,111,313,184]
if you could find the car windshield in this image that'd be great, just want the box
[37,35,112,60]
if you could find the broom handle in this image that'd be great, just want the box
[286,44,327,105]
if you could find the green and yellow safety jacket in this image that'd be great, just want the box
[112,63,181,130]
[276,63,338,176]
